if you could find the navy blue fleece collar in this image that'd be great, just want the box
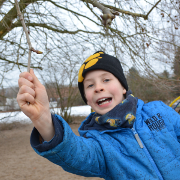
[82,91,138,131]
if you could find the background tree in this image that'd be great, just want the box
[173,47,180,79]
[127,67,174,103]
[39,51,84,123]
[1,0,179,73]
[0,87,6,107]
[172,46,180,96]
[0,0,180,119]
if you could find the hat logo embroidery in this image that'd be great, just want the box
[78,52,104,83]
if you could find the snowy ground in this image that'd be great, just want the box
[0,105,91,124]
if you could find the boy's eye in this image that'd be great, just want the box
[87,84,94,88]
[104,79,110,82]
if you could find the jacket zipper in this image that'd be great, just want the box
[131,128,143,148]
[131,127,164,180]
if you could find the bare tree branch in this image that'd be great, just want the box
[81,0,119,26]
[145,0,161,19]
[101,3,147,19]
[7,21,106,35]
[15,0,32,72]
[48,0,100,26]
[81,0,162,23]
[0,55,42,69]
[0,0,38,39]
[14,0,43,72]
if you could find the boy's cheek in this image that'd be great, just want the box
[86,95,90,104]
[86,95,92,106]
[84,92,89,105]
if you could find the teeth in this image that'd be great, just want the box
[99,100,111,105]
[98,98,107,102]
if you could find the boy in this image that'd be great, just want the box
[17,51,180,180]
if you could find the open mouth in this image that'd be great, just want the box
[97,97,112,106]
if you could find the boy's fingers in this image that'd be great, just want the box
[18,77,35,89]
[29,69,43,87]
[18,85,36,98]
[19,72,33,82]
[18,69,43,89]
[17,93,35,106]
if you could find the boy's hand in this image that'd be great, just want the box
[17,69,55,141]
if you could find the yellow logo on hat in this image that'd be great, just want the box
[78,52,104,83]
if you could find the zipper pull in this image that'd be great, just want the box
[132,128,143,149]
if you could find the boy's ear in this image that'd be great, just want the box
[123,88,126,94]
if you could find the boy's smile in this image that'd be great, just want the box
[83,70,126,115]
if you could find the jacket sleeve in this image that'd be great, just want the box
[31,114,106,178]
[160,102,180,143]
[31,114,64,152]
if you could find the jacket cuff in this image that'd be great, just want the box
[30,114,64,152]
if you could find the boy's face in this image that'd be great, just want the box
[83,70,126,115]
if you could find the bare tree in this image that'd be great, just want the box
[39,50,82,123]
[0,0,180,108]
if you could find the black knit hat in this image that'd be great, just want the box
[78,51,128,104]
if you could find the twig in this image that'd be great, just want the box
[14,0,32,72]
[14,0,42,72]
[145,0,161,19]
[91,0,119,26]
[81,0,161,24]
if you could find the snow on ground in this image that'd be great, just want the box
[0,105,91,124]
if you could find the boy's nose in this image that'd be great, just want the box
[95,85,104,93]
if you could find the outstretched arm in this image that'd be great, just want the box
[32,114,107,178]
[17,69,55,141]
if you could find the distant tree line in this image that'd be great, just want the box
[127,47,180,103]
[172,47,180,97]
[126,67,173,103]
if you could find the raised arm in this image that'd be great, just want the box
[17,69,55,141]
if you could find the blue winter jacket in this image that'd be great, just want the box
[31,99,180,180]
